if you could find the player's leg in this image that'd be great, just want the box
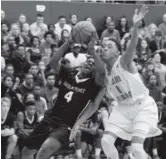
[94,129,103,159]
[21,147,37,159]
[75,130,83,159]
[101,131,119,159]
[5,134,18,159]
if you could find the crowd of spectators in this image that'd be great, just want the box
[1,3,166,159]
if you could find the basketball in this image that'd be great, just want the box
[71,21,97,44]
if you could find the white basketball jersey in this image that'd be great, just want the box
[106,56,149,106]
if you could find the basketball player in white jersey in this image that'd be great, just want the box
[100,5,162,159]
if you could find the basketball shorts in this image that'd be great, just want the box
[104,96,162,141]
[24,117,70,150]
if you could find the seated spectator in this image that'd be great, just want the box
[75,112,103,159]
[1,97,18,159]
[147,23,158,41]
[30,14,48,39]
[64,43,87,68]
[116,15,129,39]
[33,85,48,120]
[47,24,59,43]
[26,36,42,64]
[101,21,121,43]
[16,14,27,32]
[16,73,34,96]
[4,64,15,77]
[54,16,71,40]
[40,73,59,109]
[70,14,78,27]
[153,53,166,90]
[58,29,70,47]
[1,21,10,43]
[146,74,163,103]
[158,13,166,39]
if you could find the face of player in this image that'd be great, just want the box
[26,105,36,116]
[6,66,14,75]
[80,60,95,76]
[149,75,157,85]
[1,101,10,116]
[101,40,119,61]
[4,76,13,88]
[47,76,55,87]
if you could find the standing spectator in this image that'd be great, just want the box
[70,14,78,27]
[26,36,42,64]
[101,21,121,43]
[16,14,27,32]
[40,73,59,109]
[153,53,166,90]
[85,16,93,24]
[116,16,129,39]
[158,13,166,39]
[147,23,158,41]
[1,97,18,159]
[54,16,71,40]
[30,14,48,39]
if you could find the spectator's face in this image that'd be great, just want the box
[32,37,39,47]
[25,74,34,85]
[7,36,15,45]
[11,25,20,36]
[22,23,30,32]
[4,76,13,88]
[15,77,20,85]
[48,25,55,32]
[120,17,127,26]
[38,61,45,71]
[26,105,36,116]
[63,30,70,38]
[47,75,55,86]
[147,64,154,76]
[1,101,10,115]
[101,40,119,60]
[154,54,161,63]
[149,24,157,34]
[34,86,41,95]
[59,18,66,27]
[1,24,9,32]
[19,15,26,23]
[106,16,112,26]
[45,34,53,43]
[6,66,14,75]
[86,17,92,24]
[156,35,162,41]
[71,15,77,24]
[107,22,115,31]
[36,16,44,24]
[30,66,39,75]
[26,94,35,101]
[141,40,148,49]
[149,75,157,85]
[73,47,81,54]
[18,46,25,58]
[158,103,163,112]
[1,10,5,20]
[163,14,166,23]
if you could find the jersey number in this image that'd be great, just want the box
[64,91,74,103]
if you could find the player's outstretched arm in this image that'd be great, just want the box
[49,38,71,70]
[121,5,148,67]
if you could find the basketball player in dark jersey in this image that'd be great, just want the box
[21,36,106,159]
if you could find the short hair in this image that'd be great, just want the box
[46,72,55,79]
[25,100,36,108]
[1,97,11,107]
[36,13,43,17]
[44,31,55,39]
[5,64,14,69]
[17,44,25,49]
[58,16,66,20]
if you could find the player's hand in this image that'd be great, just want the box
[69,125,80,142]
[133,5,148,27]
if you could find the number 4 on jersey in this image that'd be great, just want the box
[64,91,74,103]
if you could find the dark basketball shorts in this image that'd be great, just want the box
[24,117,70,150]
[81,132,97,145]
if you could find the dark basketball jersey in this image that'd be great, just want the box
[23,112,38,130]
[51,68,101,127]
[1,113,15,130]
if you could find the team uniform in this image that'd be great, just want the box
[104,56,161,141]
[25,68,101,149]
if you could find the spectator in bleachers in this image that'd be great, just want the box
[116,15,129,39]
[70,14,78,27]
[153,53,166,90]
[1,97,18,159]
[101,21,121,43]
[158,13,166,39]
[47,24,59,43]
[40,73,59,109]
[26,36,42,64]
[30,14,48,39]
[1,21,10,43]
[85,17,93,24]
[1,10,10,26]
[16,14,27,32]
[58,29,70,47]
[147,23,158,41]
[1,56,6,71]
[5,64,14,77]
[21,23,31,44]
[54,16,71,40]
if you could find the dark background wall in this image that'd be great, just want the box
[2,1,166,31]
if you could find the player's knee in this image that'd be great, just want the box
[76,130,82,138]
[8,134,18,144]
[22,147,33,157]
[96,129,103,138]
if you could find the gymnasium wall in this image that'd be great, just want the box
[2,1,166,32]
